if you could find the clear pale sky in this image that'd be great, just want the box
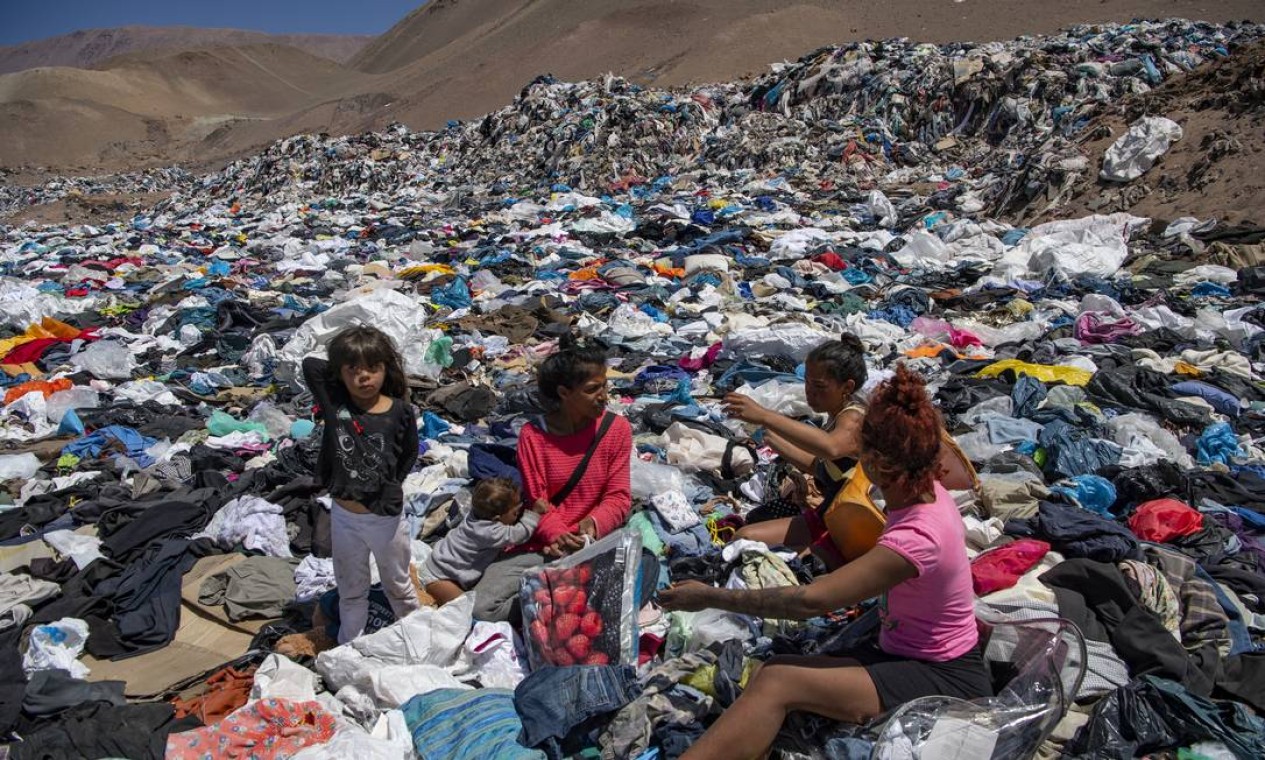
[0,1,426,46]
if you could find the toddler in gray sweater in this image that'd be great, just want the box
[420,477,548,605]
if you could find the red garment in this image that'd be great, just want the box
[813,252,848,271]
[971,538,1050,596]
[0,338,59,365]
[516,414,633,552]
[1128,499,1204,543]
[678,343,721,372]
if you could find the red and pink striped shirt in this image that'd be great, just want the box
[514,413,633,553]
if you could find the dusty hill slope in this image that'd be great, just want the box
[0,44,378,170]
[0,26,372,74]
[1051,40,1265,225]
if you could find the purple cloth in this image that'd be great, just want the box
[1075,312,1142,344]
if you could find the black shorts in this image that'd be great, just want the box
[847,643,994,710]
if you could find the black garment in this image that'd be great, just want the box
[29,557,121,626]
[302,357,418,517]
[846,642,993,710]
[1066,675,1265,760]
[9,702,199,760]
[1215,652,1265,714]
[22,669,126,717]
[427,382,496,422]
[97,491,219,563]
[1086,366,1211,428]
[86,538,212,660]
[1040,559,1214,695]
[1186,470,1265,513]
[0,625,26,735]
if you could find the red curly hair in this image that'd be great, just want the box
[860,364,943,493]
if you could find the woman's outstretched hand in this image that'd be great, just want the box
[722,393,768,424]
[658,580,717,612]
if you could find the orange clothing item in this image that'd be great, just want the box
[172,665,258,725]
[3,378,72,406]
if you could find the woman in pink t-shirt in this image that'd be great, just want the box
[660,364,991,760]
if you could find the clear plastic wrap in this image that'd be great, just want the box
[872,613,1086,759]
[519,529,643,670]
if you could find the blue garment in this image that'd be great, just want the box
[1039,420,1122,480]
[62,425,157,468]
[467,443,523,488]
[402,689,543,760]
[514,665,640,759]
[1011,375,1048,419]
[1049,475,1118,517]
[1171,381,1241,417]
[421,411,452,440]
[1009,500,1142,562]
[433,277,473,310]
[1197,422,1244,466]
[986,415,1044,445]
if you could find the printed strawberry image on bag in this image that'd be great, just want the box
[518,529,643,671]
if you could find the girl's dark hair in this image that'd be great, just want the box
[328,325,408,399]
[537,333,607,402]
[472,477,523,520]
[806,333,867,389]
[861,364,942,492]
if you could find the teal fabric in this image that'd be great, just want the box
[402,688,545,760]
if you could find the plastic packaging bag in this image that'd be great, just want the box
[733,379,812,417]
[1101,116,1183,182]
[631,456,686,502]
[0,453,40,480]
[23,617,90,678]
[44,387,100,425]
[519,529,643,670]
[70,340,136,380]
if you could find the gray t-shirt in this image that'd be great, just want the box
[424,510,541,589]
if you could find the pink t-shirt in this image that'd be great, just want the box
[876,483,979,662]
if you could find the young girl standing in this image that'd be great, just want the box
[302,326,421,644]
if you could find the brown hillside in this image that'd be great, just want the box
[0,26,372,74]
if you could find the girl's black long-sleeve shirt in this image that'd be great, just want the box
[302,357,419,517]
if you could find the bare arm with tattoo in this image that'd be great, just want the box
[659,545,917,619]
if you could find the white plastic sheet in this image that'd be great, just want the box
[316,594,474,701]
[1101,116,1183,182]
[276,288,442,387]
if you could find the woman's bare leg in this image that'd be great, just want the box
[424,579,465,606]
[735,515,815,550]
[681,655,883,760]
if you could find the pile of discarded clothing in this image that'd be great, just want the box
[0,18,1264,760]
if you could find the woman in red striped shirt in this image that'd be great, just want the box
[470,334,633,621]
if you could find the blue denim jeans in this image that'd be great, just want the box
[514,664,641,759]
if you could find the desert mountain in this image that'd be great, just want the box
[0,25,372,74]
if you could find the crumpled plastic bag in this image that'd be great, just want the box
[0,453,40,480]
[23,617,90,679]
[70,340,136,380]
[1196,422,1245,466]
[733,379,812,417]
[316,594,474,698]
[276,288,442,386]
[251,654,319,704]
[451,622,528,690]
[664,422,755,476]
[631,456,687,502]
[1101,116,1183,182]
[998,214,1148,278]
